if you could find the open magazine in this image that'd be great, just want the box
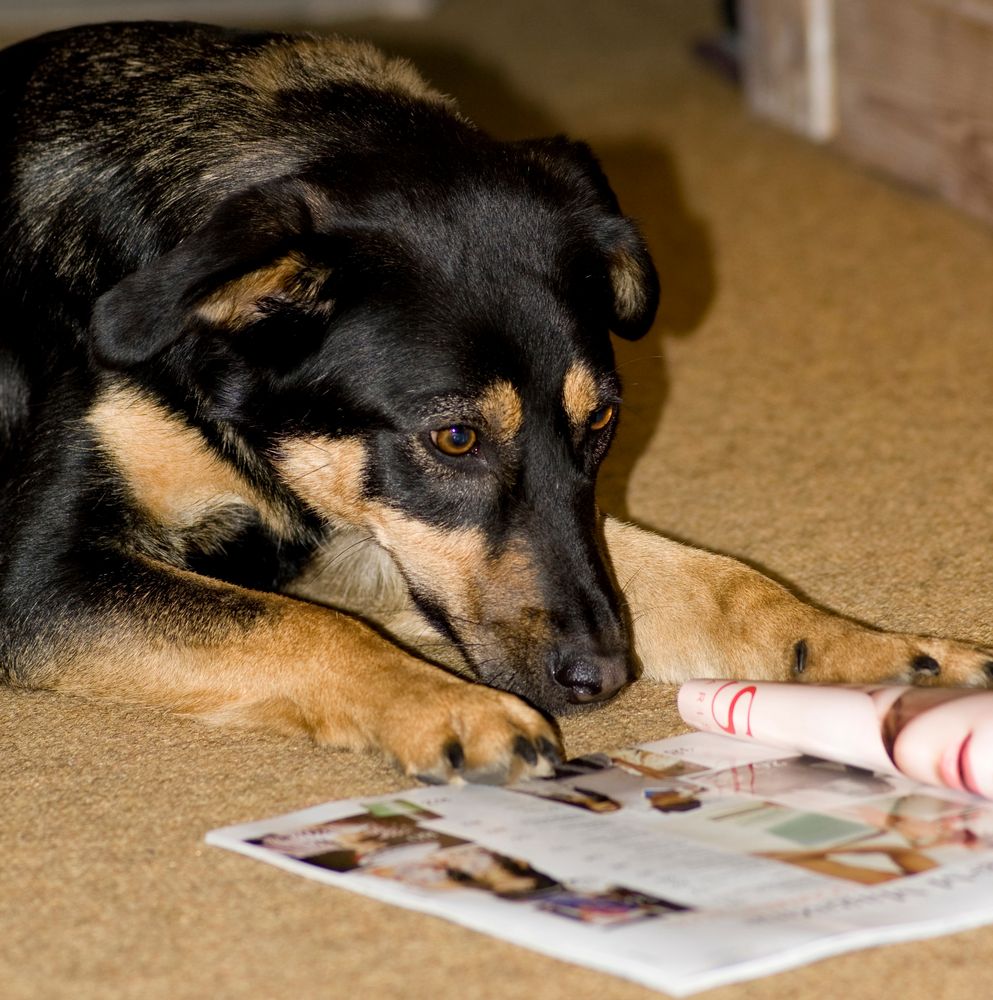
[207,683,993,996]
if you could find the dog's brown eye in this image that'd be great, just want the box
[589,404,615,431]
[431,425,478,456]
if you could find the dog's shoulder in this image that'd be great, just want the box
[85,383,275,533]
[76,378,314,587]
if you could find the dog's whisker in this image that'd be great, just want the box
[308,535,378,578]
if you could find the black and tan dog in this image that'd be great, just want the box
[1,21,990,784]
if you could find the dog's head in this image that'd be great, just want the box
[91,135,658,713]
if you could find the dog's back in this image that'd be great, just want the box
[0,23,453,335]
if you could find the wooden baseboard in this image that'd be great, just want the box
[742,0,836,140]
[742,0,993,226]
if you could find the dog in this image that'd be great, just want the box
[1,21,990,785]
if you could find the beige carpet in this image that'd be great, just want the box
[5,2,993,997]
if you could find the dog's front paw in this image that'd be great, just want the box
[381,683,562,785]
[892,635,993,688]
[793,622,993,689]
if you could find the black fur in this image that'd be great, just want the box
[0,22,658,713]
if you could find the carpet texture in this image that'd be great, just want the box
[5,2,993,998]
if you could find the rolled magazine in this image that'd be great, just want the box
[678,680,993,799]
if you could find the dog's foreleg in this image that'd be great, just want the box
[27,555,559,783]
[603,517,993,687]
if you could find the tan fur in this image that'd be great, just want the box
[195,251,333,329]
[281,524,461,667]
[276,442,460,653]
[371,512,486,601]
[562,362,599,428]
[87,386,292,536]
[276,433,548,666]
[48,560,555,781]
[477,379,523,445]
[276,435,370,523]
[275,433,523,622]
[602,516,993,687]
[368,510,549,655]
[278,432,540,617]
[562,361,601,434]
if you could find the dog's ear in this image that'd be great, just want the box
[518,137,659,341]
[90,180,335,369]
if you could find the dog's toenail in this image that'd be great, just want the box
[445,740,465,771]
[537,737,561,765]
[415,772,447,786]
[793,639,808,675]
[513,735,537,765]
[911,654,940,676]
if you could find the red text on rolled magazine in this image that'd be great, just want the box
[206,696,993,995]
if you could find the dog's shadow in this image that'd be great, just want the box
[319,32,716,519]
[593,142,714,518]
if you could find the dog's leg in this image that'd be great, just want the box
[25,555,559,783]
[603,517,993,687]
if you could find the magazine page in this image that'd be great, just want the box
[678,680,993,798]
[207,732,993,996]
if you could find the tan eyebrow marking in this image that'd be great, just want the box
[477,379,523,444]
[562,362,600,428]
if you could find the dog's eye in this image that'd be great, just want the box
[431,424,478,456]
[589,404,615,431]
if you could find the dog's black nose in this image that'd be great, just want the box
[550,648,630,704]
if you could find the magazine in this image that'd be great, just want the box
[207,686,993,996]
[678,679,993,798]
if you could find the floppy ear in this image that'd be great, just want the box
[90,180,335,369]
[595,214,660,341]
[518,136,659,341]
